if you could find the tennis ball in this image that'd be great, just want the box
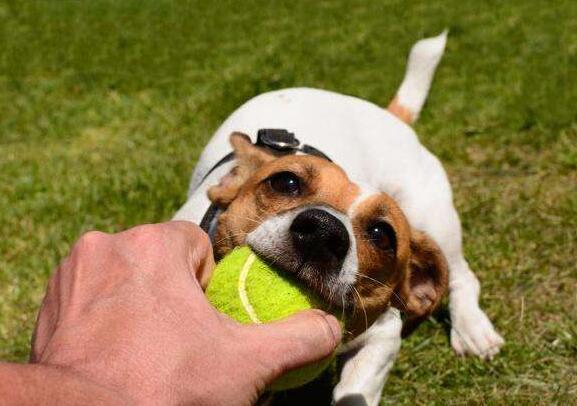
[205,246,340,391]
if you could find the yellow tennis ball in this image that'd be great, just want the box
[205,246,340,391]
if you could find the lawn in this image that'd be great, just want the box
[1,0,576,403]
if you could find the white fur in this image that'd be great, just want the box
[347,185,379,218]
[334,308,402,406]
[174,160,236,225]
[395,30,448,120]
[174,32,504,403]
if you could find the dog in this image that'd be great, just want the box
[174,31,504,405]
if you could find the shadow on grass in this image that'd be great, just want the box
[401,305,452,340]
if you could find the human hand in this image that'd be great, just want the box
[31,222,341,405]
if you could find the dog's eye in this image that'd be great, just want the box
[268,171,302,196]
[366,222,396,252]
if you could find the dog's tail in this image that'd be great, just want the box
[387,30,448,124]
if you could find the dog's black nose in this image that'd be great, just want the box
[290,208,350,266]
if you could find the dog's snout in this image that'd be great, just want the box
[290,209,350,265]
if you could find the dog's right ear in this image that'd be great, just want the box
[207,132,274,208]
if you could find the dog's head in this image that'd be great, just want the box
[208,132,448,336]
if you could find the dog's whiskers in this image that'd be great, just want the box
[352,286,369,332]
[212,231,250,246]
[355,273,391,289]
[355,273,409,312]
[223,213,264,225]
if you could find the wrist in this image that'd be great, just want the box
[0,362,132,406]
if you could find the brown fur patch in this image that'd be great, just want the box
[347,194,412,335]
[388,96,414,124]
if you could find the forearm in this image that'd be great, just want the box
[0,362,129,405]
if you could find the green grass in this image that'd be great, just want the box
[1,0,576,403]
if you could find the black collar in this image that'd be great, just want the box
[199,129,332,235]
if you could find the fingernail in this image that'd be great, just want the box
[325,314,342,344]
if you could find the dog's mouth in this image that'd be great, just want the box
[248,245,353,309]
[245,206,358,310]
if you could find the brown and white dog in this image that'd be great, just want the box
[174,31,504,405]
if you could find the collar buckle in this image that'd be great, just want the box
[256,129,300,153]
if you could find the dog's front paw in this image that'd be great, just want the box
[450,304,504,360]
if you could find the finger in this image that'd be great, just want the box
[189,230,215,288]
[168,221,215,287]
[240,310,341,384]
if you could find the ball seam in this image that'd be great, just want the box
[238,253,261,323]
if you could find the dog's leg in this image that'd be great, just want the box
[447,254,505,359]
[333,308,402,406]
[438,208,505,359]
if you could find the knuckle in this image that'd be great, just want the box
[310,311,339,348]
[74,230,109,253]
[172,221,208,241]
[306,309,327,327]
[194,227,211,249]
[296,310,336,350]
[169,221,212,257]
[66,230,111,275]
[124,223,164,246]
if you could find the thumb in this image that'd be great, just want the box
[240,310,342,385]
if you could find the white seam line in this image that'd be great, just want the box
[238,253,261,323]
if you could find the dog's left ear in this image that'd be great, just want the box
[208,132,274,208]
[397,230,449,318]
